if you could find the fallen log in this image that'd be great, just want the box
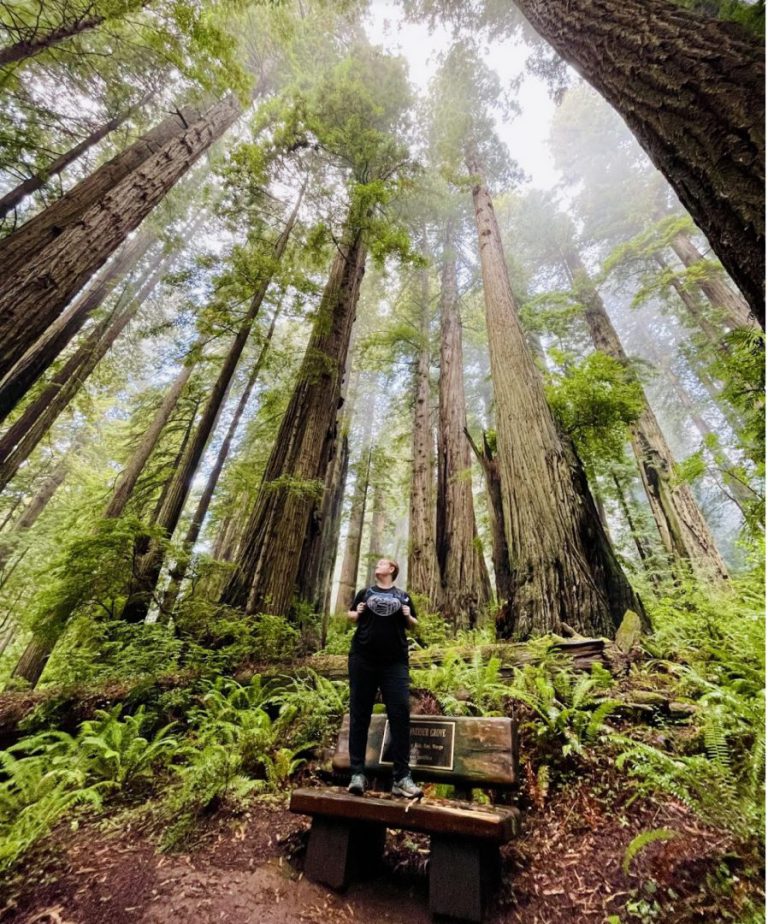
[0,637,606,747]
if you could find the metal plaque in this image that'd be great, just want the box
[379,718,456,771]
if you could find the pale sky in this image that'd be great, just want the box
[364,0,561,190]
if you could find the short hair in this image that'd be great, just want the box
[388,559,400,580]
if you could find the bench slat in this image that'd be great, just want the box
[290,787,520,842]
[332,714,518,787]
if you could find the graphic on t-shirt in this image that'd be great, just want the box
[365,592,403,617]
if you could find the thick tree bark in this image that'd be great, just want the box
[295,342,361,614]
[0,228,156,422]
[159,307,280,616]
[0,99,224,277]
[121,191,301,623]
[313,372,363,620]
[468,153,642,638]
[0,251,172,492]
[464,428,514,607]
[436,222,491,630]
[408,264,440,604]
[221,219,368,618]
[0,93,153,220]
[562,244,730,583]
[0,95,242,379]
[319,436,349,623]
[9,633,54,688]
[513,0,765,323]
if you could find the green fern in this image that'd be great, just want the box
[622,828,678,874]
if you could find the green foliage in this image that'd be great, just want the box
[674,0,764,36]
[159,674,315,847]
[612,568,764,840]
[0,705,176,874]
[622,829,678,874]
[711,327,765,469]
[319,616,356,655]
[75,705,178,787]
[267,668,348,750]
[546,352,645,479]
[506,661,619,759]
[251,613,301,662]
[24,515,161,643]
[411,648,509,716]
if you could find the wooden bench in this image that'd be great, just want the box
[289,713,520,921]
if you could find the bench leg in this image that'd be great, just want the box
[304,817,386,890]
[429,836,501,922]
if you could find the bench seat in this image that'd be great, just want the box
[290,787,521,842]
[290,714,520,921]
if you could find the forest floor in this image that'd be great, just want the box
[1,756,760,924]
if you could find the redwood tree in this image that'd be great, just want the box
[220,47,413,618]
[435,219,491,629]
[0,95,244,379]
[423,0,765,323]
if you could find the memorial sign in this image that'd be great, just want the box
[380,718,456,771]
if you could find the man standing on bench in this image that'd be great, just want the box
[346,557,423,799]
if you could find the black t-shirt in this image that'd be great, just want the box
[349,584,417,663]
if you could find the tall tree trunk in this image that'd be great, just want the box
[295,340,361,613]
[160,306,280,616]
[670,231,759,330]
[334,449,372,614]
[121,190,302,623]
[0,92,154,220]
[436,221,491,630]
[467,151,642,638]
[334,389,375,613]
[563,244,730,583]
[653,252,726,350]
[0,99,224,277]
[464,428,514,606]
[319,435,349,643]
[408,264,440,603]
[656,355,759,513]
[0,250,173,492]
[0,228,157,422]
[0,2,151,66]
[9,633,54,688]
[513,0,764,323]
[314,372,363,621]
[0,95,243,379]
[103,355,197,519]
[221,215,368,618]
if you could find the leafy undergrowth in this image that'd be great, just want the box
[0,574,763,922]
[0,751,761,923]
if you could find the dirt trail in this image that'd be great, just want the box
[1,767,758,924]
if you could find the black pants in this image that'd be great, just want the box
[348,651,411,781]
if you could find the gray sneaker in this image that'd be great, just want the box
[392,774,423,799]
[347,773,367,795]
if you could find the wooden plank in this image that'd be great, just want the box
[289,787,520,842]
[332,714,518,787]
